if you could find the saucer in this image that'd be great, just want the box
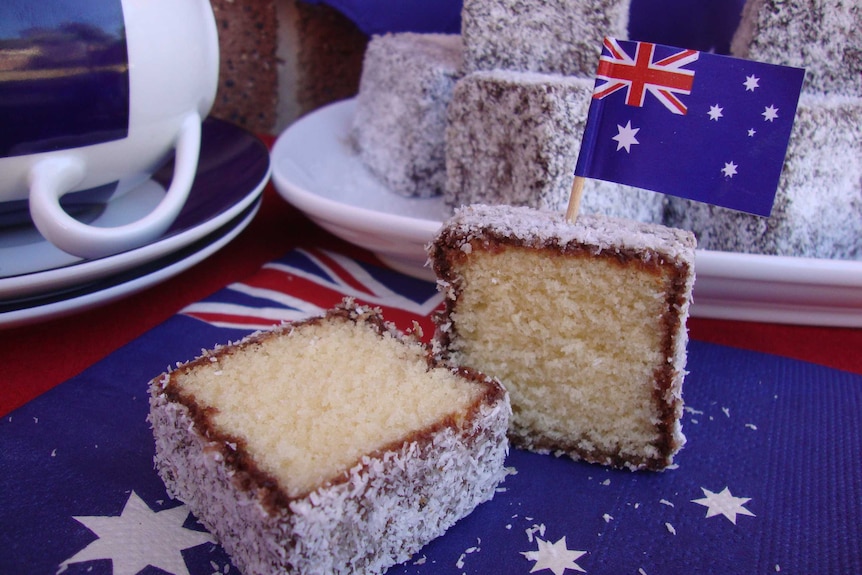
[0,198,260,328]
[0,117,271,300]
[271,99,862,327]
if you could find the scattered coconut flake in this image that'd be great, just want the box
[413,555,427,565]
[50,449,57,457]
[660,499,674,507]
[601,478,611,486]
[665,522,677,535]
[746,423,758,430]
[639,569,649,575]
[722,407,730,417]
[525,523,546,543]
[456,554,466,569]
[603,513,613,523]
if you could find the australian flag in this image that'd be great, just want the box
[574,37,805,216]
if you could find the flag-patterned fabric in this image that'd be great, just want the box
[574,37,805,216]
[2,248,860,575]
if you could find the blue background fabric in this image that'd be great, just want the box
[1,248,860,575]
[300,0,747,54]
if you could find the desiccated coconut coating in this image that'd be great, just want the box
[351,33,463,198]
[461,0,630,77]
[445,70,665,223]
[149,302,510,575]
[664,93,862,259]
[731,0,862,97]
[429,205,695,471]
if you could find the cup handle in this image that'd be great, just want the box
[28,113,203,259]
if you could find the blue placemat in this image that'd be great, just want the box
[2,248,860,575]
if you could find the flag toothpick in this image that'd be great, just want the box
[566,176,586,224]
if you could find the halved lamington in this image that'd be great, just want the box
[149,301,510,575]
[429,205,696,471]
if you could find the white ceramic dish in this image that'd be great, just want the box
[0,118,270,300]
[271,99,862,328]
[0,198,260,329]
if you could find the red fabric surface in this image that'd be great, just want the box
[2,154,860,417]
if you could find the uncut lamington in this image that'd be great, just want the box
[731,0,862,96]
[461,0,631,77]
[445,70,665,223]
[351,33,463,198]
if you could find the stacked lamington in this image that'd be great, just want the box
[351,0,862,259]
[351,0,663,223]
[664,0,862,259]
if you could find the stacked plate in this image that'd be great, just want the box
[271,99,862,328]
[0,118,271,328]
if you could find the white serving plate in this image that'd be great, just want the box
[271,99,862,328]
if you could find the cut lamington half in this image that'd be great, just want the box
[149,301,510,575]
[429,204,696,471]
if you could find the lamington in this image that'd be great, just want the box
[429,204,696,471]
[351,33,463,197]
[149,302,510,575]
[664,93,862,259]
[445,70,665,223]
[461,0,631,77]
[730,0,862,96]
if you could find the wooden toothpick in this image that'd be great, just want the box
[565,176,586,224]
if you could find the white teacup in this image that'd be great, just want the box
[0,0,218,258]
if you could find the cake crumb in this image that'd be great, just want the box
[525,523,546,543]
[665,522,677,535]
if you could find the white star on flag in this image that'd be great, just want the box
[521,536,587,575]
[743,74,760,91]
[708,104,724,121]
[722,161,738,178]
[612,121,639,153]
[692,486,756,524]
[58,491,214,575]
[762,105,779,122]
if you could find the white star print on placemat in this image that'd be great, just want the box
[58,491,214,575]
[521,536,587,575]
[692,486,756,525]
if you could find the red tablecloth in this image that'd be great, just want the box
[2,156,861,418]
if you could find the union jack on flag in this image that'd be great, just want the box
[594,37,698,115]
[181,247,443,336]
[575,37,805,216]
